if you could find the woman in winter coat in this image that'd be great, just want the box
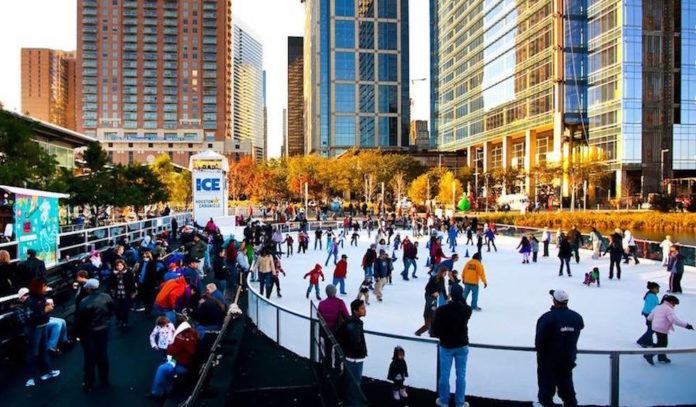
[667,245,684,294]
[557,234,572,276]
[644,295,694,364]
[541,227,552,257]
[603,229,624,279]
[589,227,603,260]
[134,250,159,316]
[637,282,660,348]
[108,259,136,328]
[622,230,639,264]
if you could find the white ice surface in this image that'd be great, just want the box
[238,226,696,406]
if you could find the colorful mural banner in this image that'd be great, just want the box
[14,194,60,266]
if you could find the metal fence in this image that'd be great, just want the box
[493,223,696,268]
[247,279,696,406]
[0,212,192,264]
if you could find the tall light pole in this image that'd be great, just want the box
[661,148,670,194]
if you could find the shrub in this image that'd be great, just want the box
[649,194,676,213]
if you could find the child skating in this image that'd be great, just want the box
[304,264,325,300]
[387,345,409,402]
[583,267,600,287]
[357,278,373,305]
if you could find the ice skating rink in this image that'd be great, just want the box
[240,226,696,406]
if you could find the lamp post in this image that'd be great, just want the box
[661,149,670,194]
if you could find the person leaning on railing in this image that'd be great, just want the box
[0,249,16,296]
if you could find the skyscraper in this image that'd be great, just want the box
[77,0,233,167]
[431,0,696,199]
[303,0,410,157]
[287,36,304,156]
[21,48,77,130]
[232,23,264,162]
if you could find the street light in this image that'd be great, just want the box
[661,149,670,194]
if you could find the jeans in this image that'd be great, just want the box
[449,238,457,252]
[325,251,338,266]
[636,317,655,347]
[314,239,322,250]
[259,273,273,297]
[438,346,469,406]
[559,257,571,275]
[151,362,188,396]
[47,317,68,349]
[402,259,417,277]
[344,359,364,404]
[463,284,480,309]
[82,328,110,387]
[25,325,52,380]
[487,239,497,251]
[333,277,346,294]
[306,283,320,297]
[364,265,373,279]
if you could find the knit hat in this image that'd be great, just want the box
[84,279,100,290]
[450,283,464,301]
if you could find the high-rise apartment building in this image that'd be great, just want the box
[232,24,264,162]
[410,119,429,151]
[21,48,77,130]
[431,0,696,199]
[303,0,410,157]
[287,36,305,156]
[77,0,233,167]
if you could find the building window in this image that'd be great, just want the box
[335,0,354,17]
[335,52,356,81]
[378,22,397,50]
[378,0,396,18]
[360,116,375,146]
[359,21,374,49]
[378,85,398,113]
[536,136,549,164]
[359,52,374,81]
[335,116,356,146]
[335,84,356,112]
[378,117,398,146]
[511,141,525,169]
[378,53,397,82]
[335,20,355,49]
[359,85,375,113]
[490,145,503,169]
[358,0,374,17]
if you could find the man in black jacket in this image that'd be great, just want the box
[337,299,367,404]
[603,229,624,279]
[431,283,472,407]
[17,249,47,287]
[75,279,115,392]
[535,289,584,407]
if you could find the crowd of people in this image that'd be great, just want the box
[2,206,692,407]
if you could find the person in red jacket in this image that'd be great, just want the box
[155,277,187,324]
[147,320,199,399]
[304,264,325,300]
[332,254,348,295]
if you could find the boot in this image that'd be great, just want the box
[316,294,321,301]
[643,354,654,365]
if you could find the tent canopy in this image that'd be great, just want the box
[0,185,69,199]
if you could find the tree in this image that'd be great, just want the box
[390,171,407,205]
[111,164,169,210]
[151,154,191,207]
[407,173,430,206]
[0,111,59,189]
[64,142,113,210]
[437,171,463,209]
[228,156,256,200]
[457,166,475,192]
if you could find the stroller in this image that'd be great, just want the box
[583,267,600,287]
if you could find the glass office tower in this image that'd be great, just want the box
[432,0,696,199]
[232,24,264,161]
[304,0,410,157]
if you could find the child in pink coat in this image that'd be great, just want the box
[645,295,694,365]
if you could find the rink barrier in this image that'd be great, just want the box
[247,276,696,407]
[0,212,192,264]
[492,223,696,267]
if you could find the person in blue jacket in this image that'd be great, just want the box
[484,228,497,252]
[636,281,660,348]
[373,250,393,302]
[447,224,458,252]
[535,289,584,407]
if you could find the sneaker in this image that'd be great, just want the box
[435,398,448,407]
[40,370,60,380]
[412,274,418,279]
[393,390,401,400]
[558,272,563,276]
[456,403,470,407]
[25,379,35,387]
[399,388,408,398]
[568,273,572,277]
[136,307,146,312]
[277,293,282,298]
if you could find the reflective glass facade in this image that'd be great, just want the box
[233,24,265,159]
[433,0,696,198]
[304,0,409,156]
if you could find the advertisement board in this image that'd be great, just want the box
[14,194,61,266]
[189,151,229,223]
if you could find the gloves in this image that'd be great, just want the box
[686,324,694,330]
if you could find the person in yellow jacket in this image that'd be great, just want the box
[462,252,487,311]
[253,250,276,299]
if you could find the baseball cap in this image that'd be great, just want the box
[549,289,569,302]
[17,287,29,298]
[85,279,100,290]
